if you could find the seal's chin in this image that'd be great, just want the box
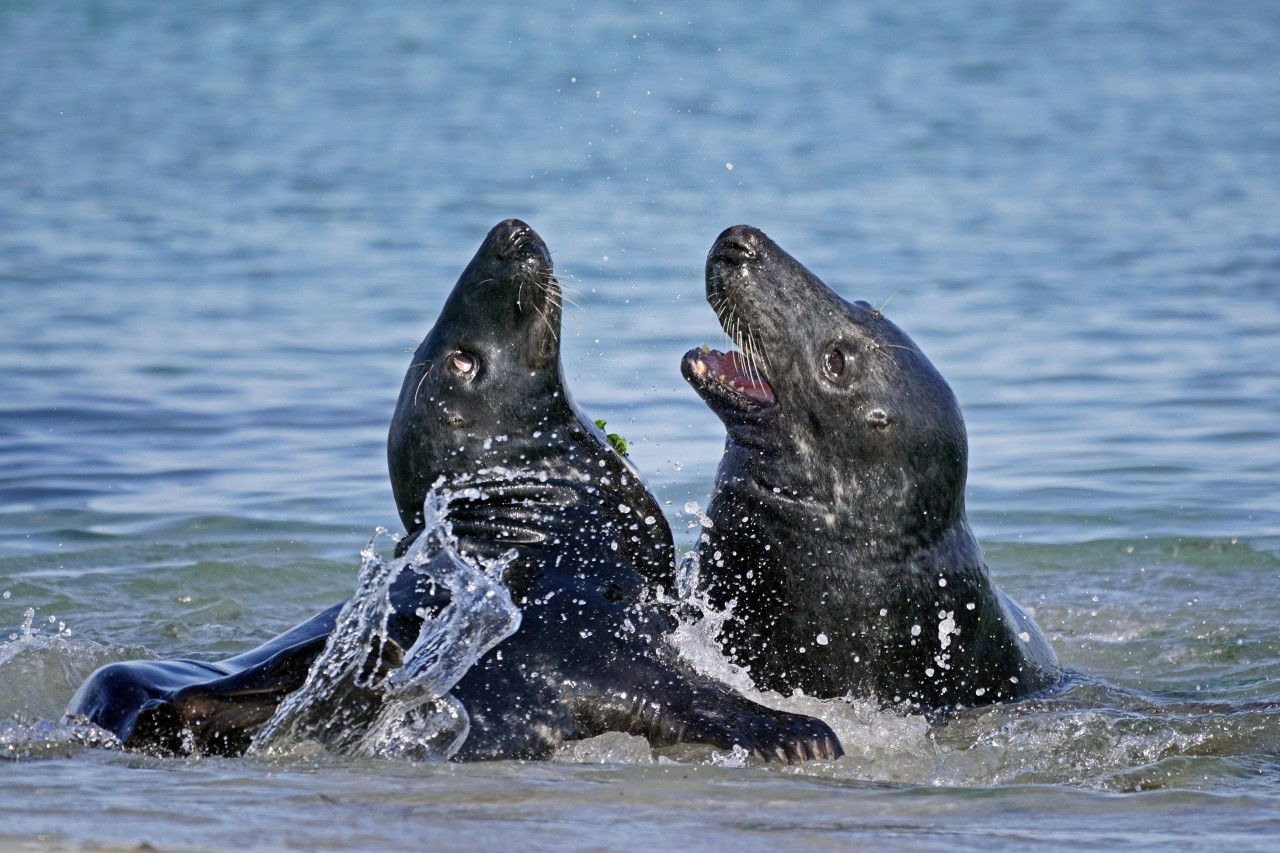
[682,346,777,412]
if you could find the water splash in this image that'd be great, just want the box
[3,604,72,647]
[1,599,144,723]
[250,488,520,761]
[1,715,121,761]
[665,551,755,697]
[665,550,934,772]
[665,549,1280,787]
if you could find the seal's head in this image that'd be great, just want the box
[388,219,571,532]
[682,224,968,536]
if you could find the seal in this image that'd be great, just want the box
[68,220,842,763]
[382,219,838,760]
[680,224,1062,711]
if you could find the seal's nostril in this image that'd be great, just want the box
[711,236,758,267]
[493,219,531,260]
[709,225,764,267]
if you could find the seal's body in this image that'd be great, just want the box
[682,225,1061,710]
[69,221,842,762]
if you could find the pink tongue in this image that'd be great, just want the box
[715,350,775,405]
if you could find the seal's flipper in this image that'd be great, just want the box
[564,662,843,764]
[70,553,458,756]
[673,690,843,762]
[167,640,342,755]
[66,658,225,754]
[69,604,347,754]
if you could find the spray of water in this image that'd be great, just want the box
[250,487,521,761]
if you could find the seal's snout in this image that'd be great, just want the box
[710,224,763,267]
[493,218,534,260]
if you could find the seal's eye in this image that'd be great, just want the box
[823,347,847,379]
[449,352,476,375]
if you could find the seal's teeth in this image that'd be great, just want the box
[693,359,708,378]
[699,344,710,354]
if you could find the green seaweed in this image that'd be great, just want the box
[593,419,629,457]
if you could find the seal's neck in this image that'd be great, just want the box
[715,439,966,561]
[404,417,673,599]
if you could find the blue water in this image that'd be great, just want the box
[3,1,1279,849]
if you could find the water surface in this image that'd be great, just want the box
[3,1,1279,849]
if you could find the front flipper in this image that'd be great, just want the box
[565,666,843,763]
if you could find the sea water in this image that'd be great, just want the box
[2,1,1279,849]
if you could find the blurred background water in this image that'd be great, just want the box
[2,1,1278,849]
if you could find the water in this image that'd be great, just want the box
[251,491,520,762]
[2,0,1278,848]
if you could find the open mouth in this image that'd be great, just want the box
[684,346,776,410]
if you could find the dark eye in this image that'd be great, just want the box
[449,352,476,375]
[823,347,846,378]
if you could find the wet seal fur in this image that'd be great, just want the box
[681,225,1062,711]
[68,220,842,763]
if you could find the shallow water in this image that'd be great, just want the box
[2,1,1279,849]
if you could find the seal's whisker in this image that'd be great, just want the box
[744,326,766,385]
[555,273,583,299]
[876,287,903,314]
[558,288,585,314]
[412,361,435,406]
[516,277,529,316]
[744,325,761,385]
[724,310,738,349]
[517,271,565,340]
[533,297,561,343]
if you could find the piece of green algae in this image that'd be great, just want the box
[594,419,628,457]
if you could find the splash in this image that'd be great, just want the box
[1,598,146,756]
[665,549,938,774]
[665,551,755,697]
[1,599,142,723]
[250,487,521,761]
[665,549,1280,787]
[1,715,120,761]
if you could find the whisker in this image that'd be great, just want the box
[538,274,565,341]
[745,325,765,385]
[876,286,903,314]
[558,289,585,313]
[412,361,435,405]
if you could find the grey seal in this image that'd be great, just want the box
[680,224,1062,711]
